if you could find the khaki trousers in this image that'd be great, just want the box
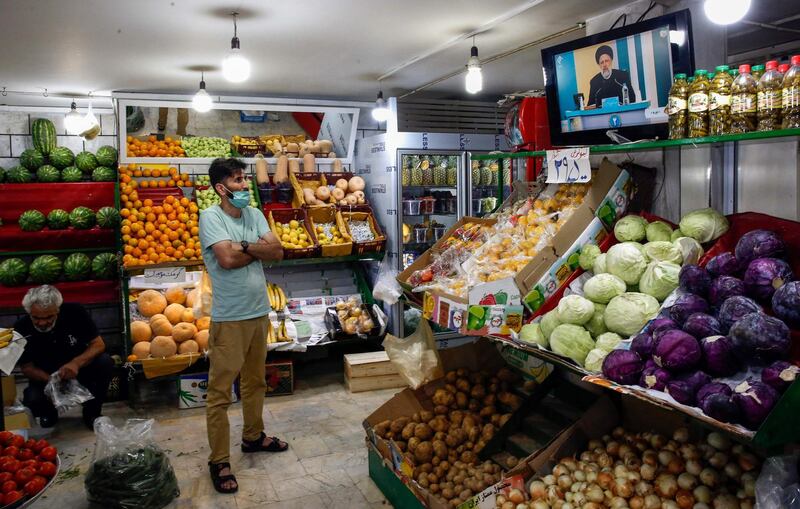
[206,315,268,464]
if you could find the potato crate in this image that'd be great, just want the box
[344,351,406,393]
[341,206,387,254]
[306,206,353,257]
[267,208,320,259]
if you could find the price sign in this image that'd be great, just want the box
[144,266,186,285]
[546,147,591,184]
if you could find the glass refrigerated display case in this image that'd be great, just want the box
[466,154,519,216]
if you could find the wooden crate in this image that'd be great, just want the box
[344,351,406,393]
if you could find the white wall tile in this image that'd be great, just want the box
[0,112,30,135]
[31,113,66,135]
[56,135,85,154]
[10,135,32,156]
[100,114,118,136]
[0,136,10,157]
[83,135,116,153]
[0,157,19,169]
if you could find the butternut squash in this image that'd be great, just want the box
[255,154,270,185]
[327,151,337,159]
[288,159,300,175]
[303,153,316,173]
[286,142,299,153]
[303,188,318,206]
[319,140,333,153]
[274,155,289,184]
[332,159,342,172]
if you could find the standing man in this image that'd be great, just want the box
[199,158,287,494]
[14,285,113,429]
[587,45,637,108]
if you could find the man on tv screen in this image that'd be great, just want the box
[588,45,636,108]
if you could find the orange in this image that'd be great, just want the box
[121,209,131,218]
[184,248,195,258]
[144,223,155,234]
[137,239,148,249]
[136,229,147,238]
[158,180,166,188]
[165,195,176,204]
[148,135,156,142]
[132,248,143,258]
[124,245,133,254]
[190,226,199,236]
[121,225,131,235]
[168,179,176,187]
[179,197,190,207]
[133,170,143,177]
[165,246,175,256]
[146,213,156,222]
[152,169,161,178]
[143,169,152,177]
[143,199,153,207]
[139,181,149,188]
[133,200,143,208]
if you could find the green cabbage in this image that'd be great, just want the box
[606,242,648,285]
[671,229,686,242]
[646,221,673,242]
[614,215,648,242]
[519,323,547,348]
[549,324,595,366]
[604,292,660,337]
[578,244,602,271]
[678,208,729,243]
[674,237,704,266]
[584,303,608,338]
[593,253,608,274]
[639,261,681,301]
[595,332,623,352]
[585,348,610,372]
[643,241,683,265]
[583,273,627,304]
[556,295,596,325]
[540,311,562,341]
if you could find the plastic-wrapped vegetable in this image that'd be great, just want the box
[674,236,704,266]
[650,317,679,336]
[592,253,608,274]
[700,392,740,423]
[638,261,681,301]
[585,348,609,372]
[643,241,683,265]
[606,242,648,285]
[697,381,733,405]
[700,335,739,377]
[666,379,697,405]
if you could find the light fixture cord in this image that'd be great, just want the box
[232,12,238,38]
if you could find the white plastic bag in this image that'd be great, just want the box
[382,319,443,389]
[44,372,94,415]
[756,454,800,509]
[372,259,402,305]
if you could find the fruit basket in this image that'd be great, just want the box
[289,172,330,208]
[340,206,386,254]
[267,208,320,259]
[306,206,353,257]
[230,136,269,157]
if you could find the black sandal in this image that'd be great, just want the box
[208,461,238,494]
[241,432,289,453]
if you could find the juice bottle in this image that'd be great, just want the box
[731,65,758,133]
[752,64,765,82]
[687,70,710,138]
[782,55,800,129]
[709,65,733,135]
[757,60,782,131]
[667,73,689,139]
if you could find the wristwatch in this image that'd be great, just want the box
[240,240,250,253]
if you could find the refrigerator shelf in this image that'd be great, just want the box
[404,212,458,217]
[403,185,457,190]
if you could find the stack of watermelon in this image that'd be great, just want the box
[14,207,121,231]
[0,251,118,286]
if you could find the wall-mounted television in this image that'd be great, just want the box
[541,9,694,146]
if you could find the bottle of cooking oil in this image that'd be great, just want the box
[757,60,783,131]
[782,55,800,129]
[731,65,758,133]
[667,74,689,139]
[687,70,710,138]
[709,65,733,135]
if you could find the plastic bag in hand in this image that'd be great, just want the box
[44,372,94,415]
[755,454,800,509]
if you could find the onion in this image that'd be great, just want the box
[634,480,652,496]
[640,463,657,481]
[618,444,634,459]
[587,439,604,451]
[643,494,661,509]
[739,500,754,509]
[597,471,613,489]
[572,470,586,482]
[597,453,613,468]
[580,451,596,463]
[529,480,546,500]
[677,472,698,490]
[731,444,744,455]
[665,439,680,452]
[625,455,642,470]
[609,496,628,509]
[659,450,676,466]
[611,477,633,498]
[693,504,710,509]
[693,484,712,503]
[685,459,702,476]
[655,473,678,498]
[673,427,689,443]
[557,474,572,490]
[586,470,598,483]
[501,501,515,509]
[663,501,680,509]
[543,474,556,486]
[496,494,507,505]
[713,494,739,509]
[680,444,700,460]
[613,465,629,478]
[708,452,728,469]
[606,441,621,457]
[706,432,730,451]
[508,488,525,504]
[723,462,741,481]
[742,475,756,497]
[629,495,644,509]
[650,434,667,449]
[531,501,549,509]
[546,485,564,504]
[737,452,758,472]
[562,458,578,472]
[642,450,658,466]
[699,468,719,488]
[667,457,685,475]
[515,504,527,509]
[586,484,604,503]
[676,489,695,509]
[571,491,586,506]
[553,464,570,477]
[626,471,642,483]
[582,503,603,509]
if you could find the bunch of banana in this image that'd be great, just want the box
[266,320,291,344]
[266,283,287,311]
[266,321,277,344]
[0,328,14,349]
[275,320,290,342]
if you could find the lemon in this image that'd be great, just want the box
[289,220,299,229]
[299,233,307,241]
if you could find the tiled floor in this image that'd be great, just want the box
[31,366,397,509]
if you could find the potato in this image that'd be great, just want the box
[488,383,499,394]
[444,383,457,394]
[414,423,434,441]
[445,371,458,383]
[402,422,417,440]
[462,416,477,432]
[390,417,410,433]
[456,378,471,393]
[474,439,487,451]
[468,399,481,413]
[433,464,444,476]
[447,428,466,448]
[433,440,449,459]
[408,437,420,452]
[420,463,433,473]
[483,394,497,407]
[386,431,395,440]
[449,410,464,426]
[420,410,435,422]
[499,414,512,427]
[482,423,496,441]
[448,451,458,464]
[415,442,434,463]
[429,483,440,494]
[434,431,446,442]
[468,426,480,443]
[456,392,469,409]
[417,471,429,484]
[480,406,496,419]
[461,451,477,464]
[395,441,407,452]
[456,368,468,377]
[470,384,487,400]
[430,417,450,433]
[497,367,517,382]
[442,487,455,500]
[440,460,450,471]
[465,441,474,450]
[374,420,391,438]
[431,455,441,466]
[433,389,455,407]
[412,412,421,423]
[434,405,449,415]
[490,414,502,426]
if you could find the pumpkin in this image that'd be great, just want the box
[348,176,365,192]
[303,153,316,173]
[315,185,330,201]
[332,188,345,201]
[178,340,199,354]
[196,316,211,330]
[173,322,198,343]
[181,307,195,323]
[138,290,167,317]
[195,329,209,351]
[150,336,177,358]
[131,321,152,344]
[132,341,151,359]
[335,179,348,191]
[150,314,173,337]
[165,286,186,305]
[274,155,289,184]
[164,303,186,325]
[186,288,199,309]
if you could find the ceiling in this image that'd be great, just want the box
[0,0,633,107]
[726,0,800,64]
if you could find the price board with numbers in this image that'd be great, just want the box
[545,147,591,184]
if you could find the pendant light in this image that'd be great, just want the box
[372,89,389,122]
[64,101,86,135]
[222,12,251,83]
[465,37,483,94]
[192,73,213,113]
[704,0,750,25]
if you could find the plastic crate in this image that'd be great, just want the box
[289,172,331,208]
[306,206,353,257]
[267,208,320,259]
[340,205,386,254]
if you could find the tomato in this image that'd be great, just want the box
[18,460,36,471]
[36,462,56,479]
[1,459,19,473]
[3,447,18,459]
[16,449,34,461]
[14,468,34,485]
[0,433,12,446]
[23,440,36,451]
[23,476,46,496]
[0,480,16,494]
[38,447,57,462]
[2,490,22,505]
[31,439,49,453]
[9,436,24,449]
[0,472,12,484]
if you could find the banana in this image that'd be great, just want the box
[0,331,12,342]
[266,321,276,344]
[277,286,287,310]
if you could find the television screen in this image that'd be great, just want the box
[542,10,693,146]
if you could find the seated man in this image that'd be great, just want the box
[14,285,113,429]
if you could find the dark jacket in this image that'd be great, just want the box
[588,69,636,108]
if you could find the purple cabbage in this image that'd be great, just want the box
[700,335,739,377]
[773,281,800,328]
[602,349,644,385]
[697,382,733,404]
[706,252,742,278]
[743,258,795,302]
[640,366,671,391]
[679,265,712,297]
[733,380,780,429]
[735,229,786,265]
[676,370,712,391]
[700,393,741,423]
[665,379,697,405]
[718,296,763,333]
[644,358,658,370]
[653,329,702,371]
[709,276,746,307]
[682,313,721,339]
[729,312,792,364]
[650,317,679,335]
[669,294,709,325]
[631,332,656,359]
[761,361,800,392]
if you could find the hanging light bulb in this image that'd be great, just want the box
[465,42,483,94]
[372,90,390,122]
[222,12,251,83]
[704,0,750,25]
[193,73,213,113]
[64,101,86,135]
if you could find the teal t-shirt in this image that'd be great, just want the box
[199,205,270,322]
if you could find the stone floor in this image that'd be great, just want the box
[31,365,397,509]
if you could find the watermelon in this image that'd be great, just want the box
[75,151,98,173]
[91,252,118,279]
[0,258,28,286]
[61,166,82,182]
[63,253,92,281]
[29,255,62,284]
[36,165,61,183]
[69,206,96,229]
[0,167,5,183]
[47,209,70,229]
[31,119,57,155]
[19,210,46,231]
[91,166,116,182]
[95,146,118,167]
[6,166,33,183]
[96,207,120,228]
[19,149,45,170]
[49,147,75,169]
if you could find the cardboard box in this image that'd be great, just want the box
[2,376,15,407]
[265,360,293,396]
[177,373,239,409]
[421,292,468,332]
[463,304,525,336]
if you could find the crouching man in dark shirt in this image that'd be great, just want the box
[14,285,113,429]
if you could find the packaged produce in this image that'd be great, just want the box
[709,65,733,135]
[687,70,710,138]
[783,55,800,128]
[757,60,783,131]
[752,64,765,82]
[731,64,758,133]
[667,73,689,139]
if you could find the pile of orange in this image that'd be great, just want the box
[126,135,185,158]
[119,183,201,267]
[119,164,194,188]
